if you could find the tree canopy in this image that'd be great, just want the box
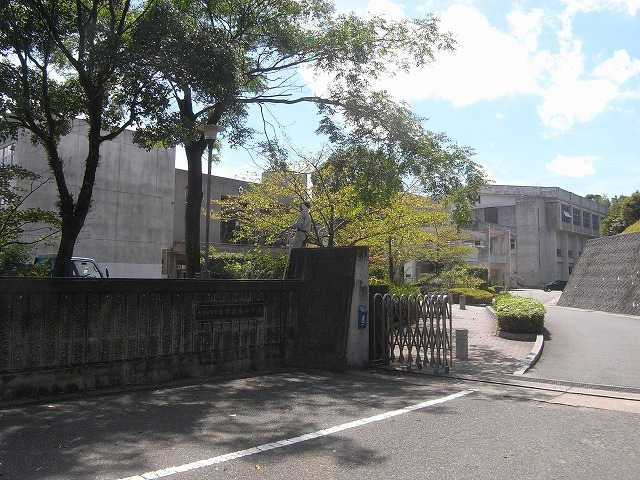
[600,191,640,236]
[0,0,169,275]
[131,0,482,277]
[1,0,485,277]
[216,146,474,282]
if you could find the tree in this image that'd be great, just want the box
[0,163,59,275]
[600,193,640,236]
[0,0,168,276]
[134,0,464,277]
[620,191,640,227]
[0,164,59,251]
[216,146,475,283]
[585,193,610,208]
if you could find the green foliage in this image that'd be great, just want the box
[601,192,640,236]
[388,283,421,296]
[585,194,610,207]
[217,149,463,257]
[0,164,59,255]
[0,244,51,277]
[418,266,483,292]
[204,250,288,280]
[620,191,640,227]
[448,287,493,305]
[494,294,545,334]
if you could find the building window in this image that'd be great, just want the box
[485,207,497,224]
[573,208,581,226]
[556,248,562,257]
[592,214,600,231]
[583,211,591,229]
[510,236,516,251]
[568,250,573,258]
[1,144,15,165]
[561,204,571,223]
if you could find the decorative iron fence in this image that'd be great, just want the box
[370,293,452,373]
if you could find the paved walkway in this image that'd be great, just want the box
[447,304,538,378]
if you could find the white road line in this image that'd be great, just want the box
[118,389,475,480]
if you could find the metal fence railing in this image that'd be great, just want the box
[370,293,452,373]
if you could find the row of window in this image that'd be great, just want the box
[557,249,581,259]
[561,204,601,230]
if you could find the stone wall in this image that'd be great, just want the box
[557,232,640,316]
[0,278,297,400]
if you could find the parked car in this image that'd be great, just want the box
[34,255,109,278]
[543,280,567,291]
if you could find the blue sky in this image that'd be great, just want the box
[178,0,640,199]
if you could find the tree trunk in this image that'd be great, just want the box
[53,221,81,277]
[51,123,102,277]
[184,141,207,278]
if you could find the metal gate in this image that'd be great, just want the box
[370,293,452,373]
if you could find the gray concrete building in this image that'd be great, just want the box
[165,168,251,278]
[5,121,175,277]
[469,185,608,288]
[4,122,268,278]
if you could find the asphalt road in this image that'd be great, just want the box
[1,371,638,480]
[513,289,640,389]
[1,290,639,479]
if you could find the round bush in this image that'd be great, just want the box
[495,295,545,334]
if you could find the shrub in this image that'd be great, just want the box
[494,294,545,334]
[388,283,420,296]
[205,250,288,279]
[448,287,493,305]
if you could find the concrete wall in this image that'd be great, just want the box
[286,247,370,371]
[558,232,640,316]
[13,122,175,278]
[0,248,371,400]
[0,278,296,400]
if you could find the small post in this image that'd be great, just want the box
[459,294,466,310]
[456,328,468,360]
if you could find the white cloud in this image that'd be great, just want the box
[356,0,407,19]
[389,4,542,106]
[545,154,597,177]
[559,0,640,16]
[593,49,640,83]
[301,1,640,135]
[507,6,544,52]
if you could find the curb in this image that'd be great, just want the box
[513,334,544,375]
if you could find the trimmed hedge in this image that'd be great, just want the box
[449,287,493,305]
[495,294,545,334]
